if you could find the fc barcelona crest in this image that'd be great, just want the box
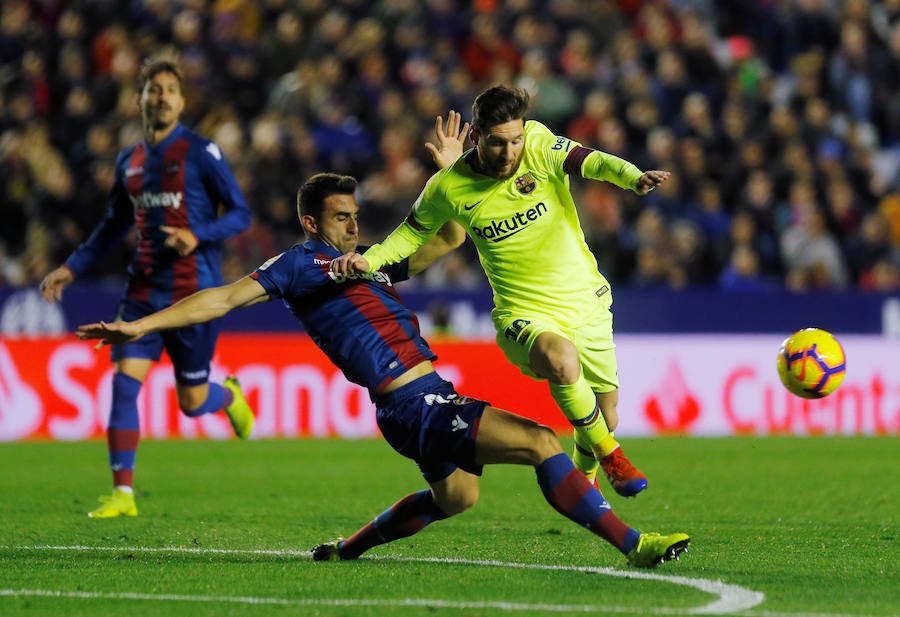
[514,173,536,194]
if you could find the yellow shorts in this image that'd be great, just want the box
[493,296,618,393]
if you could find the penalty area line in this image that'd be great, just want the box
[12,544,764,615]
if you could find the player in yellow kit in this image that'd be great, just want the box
[332,86,670,496]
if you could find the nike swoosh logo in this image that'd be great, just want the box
[463,200,483,211]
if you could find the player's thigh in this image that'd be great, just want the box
[474,406,562,466]
[163,320,220,386]
[494,314,570,380]
[110,299,165,366]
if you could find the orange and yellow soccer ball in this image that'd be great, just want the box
[777,328,846,399]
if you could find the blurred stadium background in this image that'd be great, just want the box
[1,0,899,441]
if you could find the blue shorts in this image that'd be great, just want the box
[374,372,488,483]
[110,299,219,386]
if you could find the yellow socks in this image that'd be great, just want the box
[550,375,620,477]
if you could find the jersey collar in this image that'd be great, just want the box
[145,123,185,152]
[305,238,340,256]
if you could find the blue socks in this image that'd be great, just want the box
[339,490,449,559]
[107,372,142,487]
[182,382,228,417]
[536,452,639,553]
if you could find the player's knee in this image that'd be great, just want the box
[539,349,580,384]
[436,486,479,516]
[531,334,581,383]
[530,423,563,460]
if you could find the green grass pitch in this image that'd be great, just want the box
[0,436,897,616]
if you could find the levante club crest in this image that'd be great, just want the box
[515,173,536,194]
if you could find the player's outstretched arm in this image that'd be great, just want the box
[77,276,269,346]
[425,110,469,170]
[409,221,466,275]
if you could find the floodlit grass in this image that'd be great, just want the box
[0,436,897,616]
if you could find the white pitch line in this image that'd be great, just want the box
[12,544,763,615]
[372,555,764,615]
[0,589,723,615]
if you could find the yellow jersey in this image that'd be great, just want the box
[364,120,644,326]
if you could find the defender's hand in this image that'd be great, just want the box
[39,266,74,303]
[161,225,199,256]
[77,320,144,348]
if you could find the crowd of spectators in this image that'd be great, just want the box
[1,0,899,294]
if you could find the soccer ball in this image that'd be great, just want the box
[777,328,846,399]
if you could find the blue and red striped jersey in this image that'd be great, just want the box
[65,123,251,306]
[250,239,436,394]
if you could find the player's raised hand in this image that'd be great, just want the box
[39,266,74,303]
[330,252,371,277]
[425,110,470,170]
[635,170,671,195]
[160,225,199,256]
[77,320,144,347]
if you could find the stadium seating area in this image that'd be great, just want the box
[0,0,898,292]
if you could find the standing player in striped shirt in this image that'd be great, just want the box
[332,86,672,499]
[39,50,254,518]
[76,171,690,568]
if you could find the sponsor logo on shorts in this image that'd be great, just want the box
[451,414,469,432]
[180,369,209,380]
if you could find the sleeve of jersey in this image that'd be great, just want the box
[64,164,135,276]
[249,251,295,300]
[565,147,644,192]
[191,143,252,243]
[364,175,454,271]
[381,257,411,284]
[362,217,437,272]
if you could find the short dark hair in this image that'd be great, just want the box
[297,173,358,220]
[138,48,184,92]
[472,85,530,134]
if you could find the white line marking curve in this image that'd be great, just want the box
[10,545,765,615]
